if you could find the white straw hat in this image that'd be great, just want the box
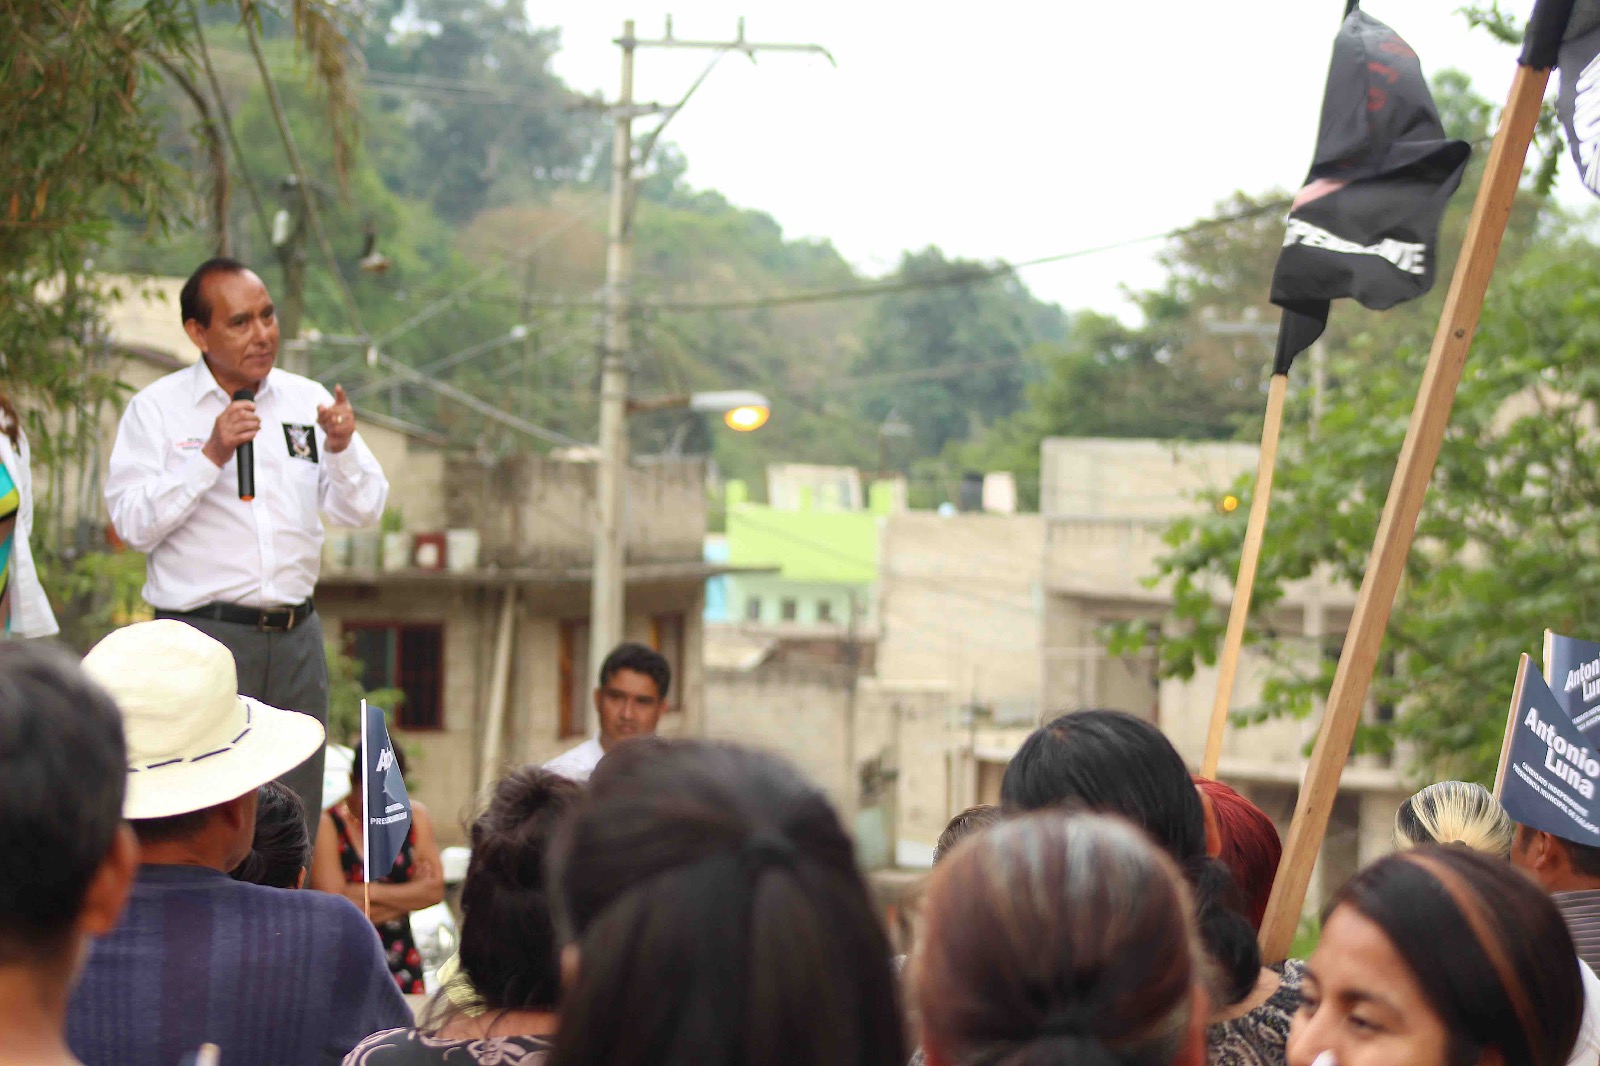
[82,619,325,820]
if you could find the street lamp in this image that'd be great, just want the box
[627,389,772,431]
[592,386,770,668]
[691,390,770,431]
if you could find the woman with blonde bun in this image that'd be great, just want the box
[1393,780,1600,1066]
[1392,781,1512,857]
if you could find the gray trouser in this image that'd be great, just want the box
[159,611,329,844]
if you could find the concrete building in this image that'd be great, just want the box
[873,437,1404,909]
[722,470,889,632]
[65,275,722,844]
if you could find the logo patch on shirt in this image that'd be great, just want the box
[283,423,319,463]
[173,437,205,452]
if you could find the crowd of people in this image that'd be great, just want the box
[4,265,1598,1060]
[6,621,1600,1066]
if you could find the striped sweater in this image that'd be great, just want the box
[67,864,411,1066]
[1557,889,1600,976]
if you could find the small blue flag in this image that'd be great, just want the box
[361,700,412,882]
[1544,630,1600,736]
[1498,655,1600,847]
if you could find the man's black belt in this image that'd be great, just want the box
[157,599,316,633]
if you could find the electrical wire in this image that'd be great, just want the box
[435,197,1294,316]
[373,203,607,346]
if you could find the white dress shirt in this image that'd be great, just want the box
[0,417,59,638]
[105,361,389,611]
[1573,957,1600,1066]
[542,737,606,783]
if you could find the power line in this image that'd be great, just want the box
[445,197,1294,317]
[241,11,370,342]
[373,204,606,346]
[651,199,1291,311]
[205,46,598,110]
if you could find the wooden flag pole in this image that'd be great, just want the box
[1202,372,1290,778]
[1492,656,1532,801]
[1258,60,1556,961]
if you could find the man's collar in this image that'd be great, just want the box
[191,358,272,407]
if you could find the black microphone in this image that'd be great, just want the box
[233,388,255,501]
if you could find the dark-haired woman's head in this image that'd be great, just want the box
[917,812,1206,1066]
[1000,710,1261,1006]
[548,738,905,1066]
[1287,844,1583,1066]
[452,767,581,1016]
[230,781,310,889]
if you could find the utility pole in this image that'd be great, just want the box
[588,18,832,679]
[590,18,636,687]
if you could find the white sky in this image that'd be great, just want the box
[538,1,1577,320]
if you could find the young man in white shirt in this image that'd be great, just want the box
[544,643,671,782]
[104,258,389,832]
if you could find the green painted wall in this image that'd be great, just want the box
[726,504,879,585]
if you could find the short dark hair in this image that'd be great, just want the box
[932,804,1000,865]
[131,805,221,846]
[1558,836,1600,879]
[1331,845,1584,1066]
[549,739,905,1066]
[444,768,582,1019]
[230,782,310,889]
[179,256,251,327]
[0,643,127,964]
[1001,709,1262,1007]
[597,642,671,700]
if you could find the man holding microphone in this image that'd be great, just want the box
[106,258,388,832]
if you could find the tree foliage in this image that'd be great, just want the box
[849,248,1067,458]
[360,0,603,221]
[1114,214,1600,784]
[1,0,188,403]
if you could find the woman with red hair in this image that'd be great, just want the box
[1194,776,1282,931]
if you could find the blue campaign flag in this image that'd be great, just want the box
[1498,655,1600,848]
[361,700,413,882]
[1545,630,1600,736]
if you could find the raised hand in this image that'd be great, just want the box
[316,384,356,454]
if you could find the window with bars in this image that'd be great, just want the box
[344,623,445,731]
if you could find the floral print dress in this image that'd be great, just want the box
[342,1028,550,1065]
[331,808,426,993]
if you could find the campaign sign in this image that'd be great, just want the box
[361,700,413,881]
[1499,655,1600,847]
[1545,631,1600,735]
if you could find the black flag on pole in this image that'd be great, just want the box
[1269,7,1471,374]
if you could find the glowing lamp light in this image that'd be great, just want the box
[688,390,772,433]
[724,405,770,432]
